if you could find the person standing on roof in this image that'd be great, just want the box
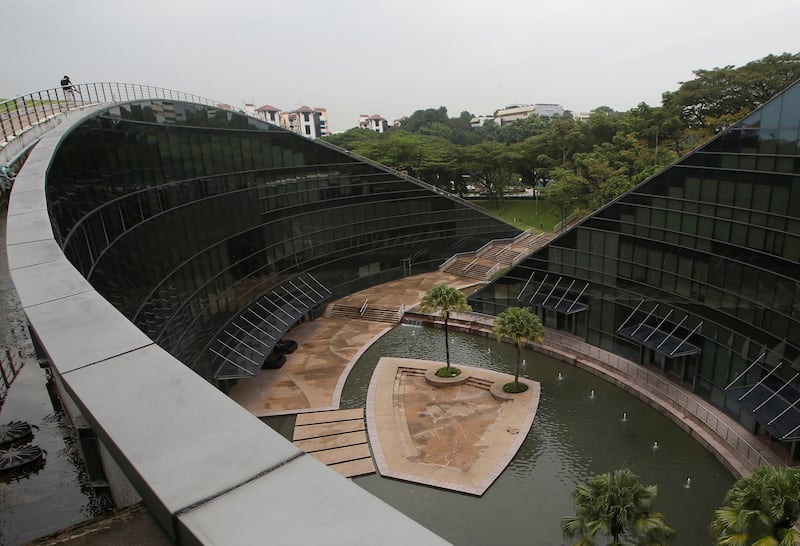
[60,75,77,104]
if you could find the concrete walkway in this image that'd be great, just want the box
[227,272,479,417]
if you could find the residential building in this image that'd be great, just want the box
[315,107,329,137]
[359,114,389,132]
[493,103,565,125]
[255,104,281,125]
[279,106,324,138]
[470,115,494,128]
[253,105,328,138]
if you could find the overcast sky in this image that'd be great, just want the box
[3,0,798,133]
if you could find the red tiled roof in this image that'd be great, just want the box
[256,104,280,112]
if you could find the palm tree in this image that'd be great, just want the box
[711,465,800,546]
[491,306,543,392]
[562,468,674,546]
[419,284,471,374]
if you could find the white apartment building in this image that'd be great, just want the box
[358,114,389,133]
[255,104,281,125]
[493,103,565,125]
[253,104,329,138]
[470,115,494,128]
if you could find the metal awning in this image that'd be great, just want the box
[617,323,701,358]
[728,381,800,441]
[616,301,702,358]
[213,273,331,380]
[527,292,588,314]
[518,274,589,314]
[725,359,800,441]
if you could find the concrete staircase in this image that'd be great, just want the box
[326,303,403,324]
[439,230,555,282]
[441,258,496,281]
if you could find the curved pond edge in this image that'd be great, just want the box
[403,310,786,478]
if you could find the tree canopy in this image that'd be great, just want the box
[711,465,800,546]
[492,306,543,391]
[325,53,800,222]
[419,284,471,373]
[562,468,674,546]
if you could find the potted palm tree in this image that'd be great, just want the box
[492,306,543,393]
[419,284,471,377]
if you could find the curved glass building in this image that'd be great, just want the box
[45,101,519,381]
[5,97,517,544]
[471,80,800,455]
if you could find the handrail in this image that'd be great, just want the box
[438,251,475,271]
[463,255,480,272]
[359,298,369,316]
[1,82,220,148]
[486,262,501,279]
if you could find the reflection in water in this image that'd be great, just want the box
[0,364,108,546]
[333,325,734,546]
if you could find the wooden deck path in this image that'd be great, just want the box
[292,408,376,478]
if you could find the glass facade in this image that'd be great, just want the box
[45,100,519,380]
[471,81,800,443]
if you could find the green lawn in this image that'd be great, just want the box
[471,198,561,232]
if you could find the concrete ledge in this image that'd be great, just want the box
[424,367,469,386]
[489,381,518,401]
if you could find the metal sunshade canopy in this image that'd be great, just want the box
[616,301,702,358]
[728,381,800,441]
[617,323,701,358]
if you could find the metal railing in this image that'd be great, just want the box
[438,229,539,273]
[1,82,219,146]
[544,330,774,470]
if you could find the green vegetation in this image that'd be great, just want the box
[419,285,471,374]
[435,366,461,378]
[711,466,800,546]
[1,97,63,112]
[562,468,674,545]
[502,382,527,394]
[491,306,543,393]
[471,198,561,231]
[326,53,800,223]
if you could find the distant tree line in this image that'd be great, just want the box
[325,53,800,223]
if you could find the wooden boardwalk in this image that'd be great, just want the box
[293,408,375,478]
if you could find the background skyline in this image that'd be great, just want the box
[3,0,798,133]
